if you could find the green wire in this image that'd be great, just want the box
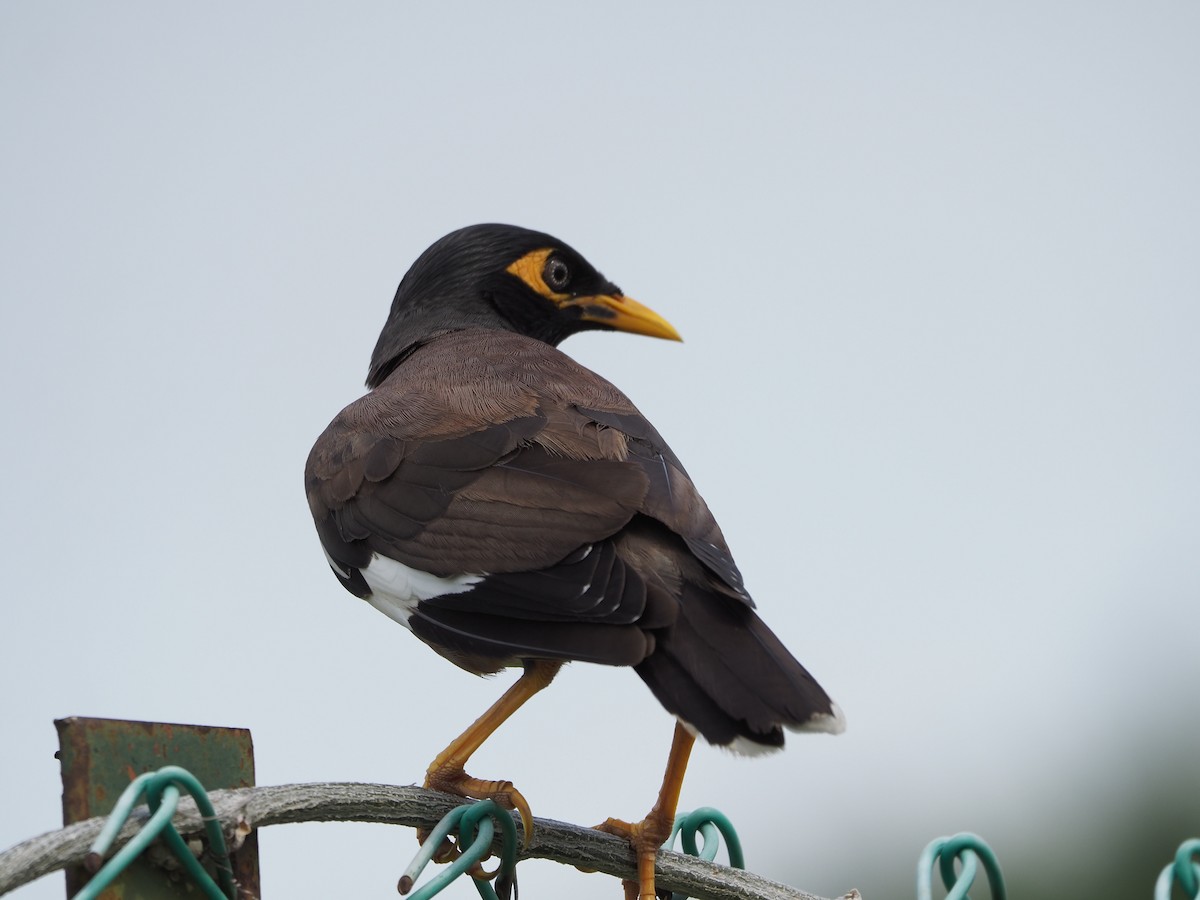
[143,766,237,899]
[399,800,518,900]
[76,767,234,900]
[1154,838,1200,900]
[76,782,185,900]
[668,807,745,868]
[76,766,235,900]
[665,807,744,900]
[1175,839,1200,899]
[917,833,1006,900]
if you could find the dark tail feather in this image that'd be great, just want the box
[635,581,843,752]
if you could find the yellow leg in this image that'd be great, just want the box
[597,721,696,899]
[423,658,563,846]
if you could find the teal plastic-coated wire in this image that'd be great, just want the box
[75,765,236,900]
[917,833,1006,900]
[1154,838,1200,900]
[665,808,744,900]
[666,808,744,868]
[397,800,519,900]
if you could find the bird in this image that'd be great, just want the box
[304,223,844,900]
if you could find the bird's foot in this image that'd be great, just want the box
[423,764,535,852]
[594,813,674,900]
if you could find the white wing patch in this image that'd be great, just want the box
[360,554,483,630]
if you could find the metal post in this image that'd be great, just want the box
[56,717,260,899]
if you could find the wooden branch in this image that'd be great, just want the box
[0,782,856,900]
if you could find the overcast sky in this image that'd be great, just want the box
[2,4,1198,899]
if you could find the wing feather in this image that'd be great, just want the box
[305,329,750,669]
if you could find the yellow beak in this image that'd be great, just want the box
[563,293,683,342]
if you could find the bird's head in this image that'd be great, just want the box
[366,224,682,387]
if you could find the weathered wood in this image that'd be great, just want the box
[0,782,855,900]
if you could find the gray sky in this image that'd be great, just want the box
[2,4,1198,898]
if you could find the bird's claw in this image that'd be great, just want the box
[415,826,461,864]
[593,816,635,838]
[423,770,535,847]
[591,815,673,899]
[501,783,535,848]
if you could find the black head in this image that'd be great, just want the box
[366,224,680,387]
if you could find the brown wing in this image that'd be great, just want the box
[306,329,744,577]
[305,330,739,668]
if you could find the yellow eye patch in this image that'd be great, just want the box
[505,248,569,301]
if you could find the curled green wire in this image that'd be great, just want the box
[667,807,744,867]
[665,807,744,900]
[1154,838,1200,900]
[397,800,518,900]
[76,765,235,900]
[917,833,1005,900]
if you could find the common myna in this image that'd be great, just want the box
[305,224,843,899]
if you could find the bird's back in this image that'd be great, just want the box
[308,327,842,749]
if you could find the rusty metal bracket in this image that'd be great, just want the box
[56,717,259,899]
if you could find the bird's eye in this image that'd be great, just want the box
[543,256,571,292]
